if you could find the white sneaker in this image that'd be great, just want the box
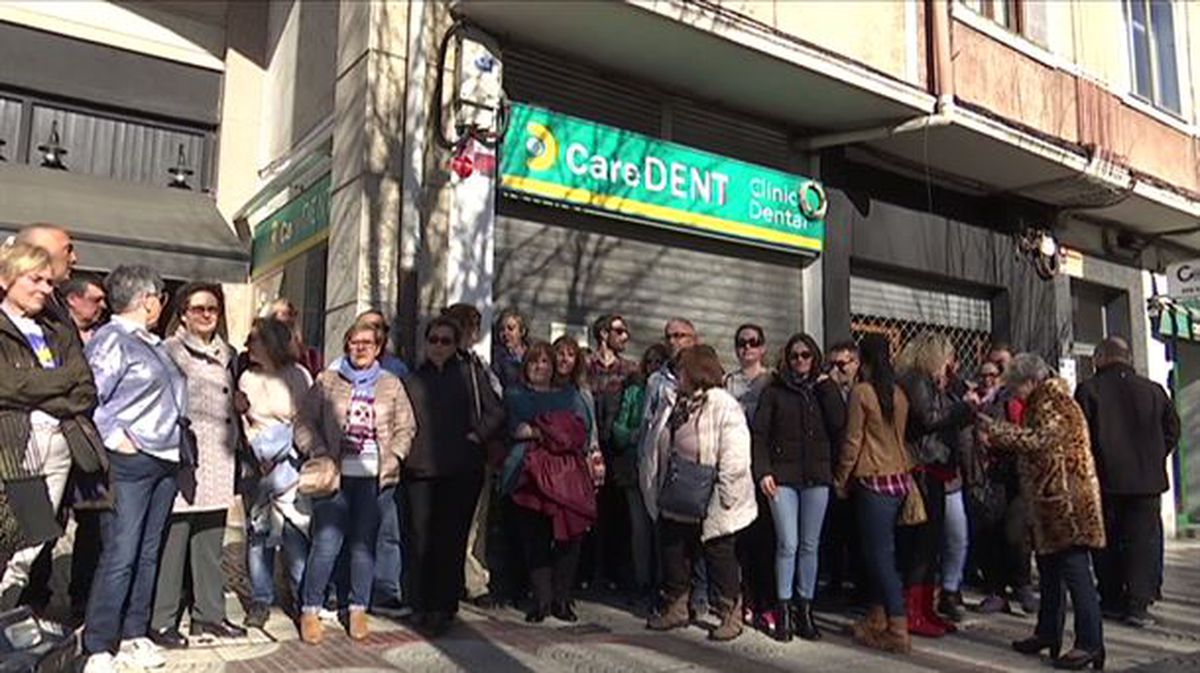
[81,653,119,673]
[118,637,165,669]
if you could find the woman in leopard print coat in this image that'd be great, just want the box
[981,353,1105,671]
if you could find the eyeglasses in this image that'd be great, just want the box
[348,339,378,349]
[611,326,628,336]
[831,359,855,370]
[186,305,220,316]
[735,338,762,349]
[981,372,999,379]
[788,350,814,362]
[427,335,455,346]
[666,331,694,340]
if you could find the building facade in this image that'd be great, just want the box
[2,0,1199,532]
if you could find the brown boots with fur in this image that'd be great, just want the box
[850,605,911,654]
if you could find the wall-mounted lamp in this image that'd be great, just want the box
[167,144,193,190]
[37,121,67,170]
[1016,227,1061,280]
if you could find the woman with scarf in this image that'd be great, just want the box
[751,333,844,641]
[149,283,248,646]
[503,341,598,623]
[295,319,416,644]
[642,345,757,642]
[238,317,313,628]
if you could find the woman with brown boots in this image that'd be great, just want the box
[833,335,913,654]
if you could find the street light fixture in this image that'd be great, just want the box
[167,143,193,190]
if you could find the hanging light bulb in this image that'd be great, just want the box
[1038,232,1059,258]
[37,120,67,170]
[167,143,194,190]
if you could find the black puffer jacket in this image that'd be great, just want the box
[751,374,845,486]
[898,370,971,467]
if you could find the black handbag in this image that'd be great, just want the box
[657,451,716,522]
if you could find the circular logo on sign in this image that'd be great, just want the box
[524,122,558,172]
[798,180,828,221]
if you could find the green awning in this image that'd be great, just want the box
[1156,301,1200,341]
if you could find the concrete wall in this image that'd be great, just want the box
[260,0,338,168]
[719,0,921,86]
[0,0,227,70]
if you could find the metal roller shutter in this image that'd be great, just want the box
[495,209,804,368]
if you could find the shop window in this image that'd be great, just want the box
[0,97,19,160]
[960,0,1024,34]
[1070,280,1131,383]
[1124,0,1182,114]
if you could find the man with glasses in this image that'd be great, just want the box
[826,341,860,402]
[820,340,864,603]
[582,315,638,593]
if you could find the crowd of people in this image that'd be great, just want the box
[0,223,1179,673]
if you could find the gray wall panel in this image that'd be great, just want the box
[496,202,805,369]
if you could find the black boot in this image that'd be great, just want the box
[771,602,792,642]
[794,598,821,641]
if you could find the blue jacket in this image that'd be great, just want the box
[86,317,186,462]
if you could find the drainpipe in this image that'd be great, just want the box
[794,0,955,151]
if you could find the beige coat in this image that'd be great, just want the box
[164,332,239,513]
[639,387,757,542]
[295,369,416,488]
[834,382,912,490]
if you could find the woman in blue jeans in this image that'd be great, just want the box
[295,319,416,644]
[980,354,1106,671]
[238,317,314,627]
[833,334,913,654]
[751,333,845,641]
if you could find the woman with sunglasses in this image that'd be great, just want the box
[750,333,845,640]
[149,282,248,647]
[403,316,505,636]
[724,324,776,635]
[295,319,416,644]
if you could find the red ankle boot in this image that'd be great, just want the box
[922,586,957,633]
[905,586,946,638]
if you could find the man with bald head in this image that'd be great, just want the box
[1074,336,1180,628]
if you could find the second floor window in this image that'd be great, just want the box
[1125,0,1181,114]
[962,0,1022,33]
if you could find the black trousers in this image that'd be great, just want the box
[1094,494,1160,611]
[897,474,946,587]
[578,481,630,588]
[514,506,582,609]
[736,494,776,611]
[21,508,102,614]
[819,493,864,597]
[660,518,739,611]
[405,471,483,615]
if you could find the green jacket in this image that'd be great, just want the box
[611,383,646,456]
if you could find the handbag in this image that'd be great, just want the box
[657,452,717,522]
[898,474,928,526]
[297,455,340,497]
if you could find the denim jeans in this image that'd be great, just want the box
[942,489,968,592]
[856,488,905,617]
[1036,547,1104,653]
[301,477,384,611]
[374,484,404,604]
[82,452,178,654]
[768,484,829,601]
[247,519,309,608]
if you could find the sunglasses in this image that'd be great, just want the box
[186,305,220,316]
[981,372,999,379]
[788,350,814,362]
[735,338,762,349]
[831,359,854,370]
[666,331,694,340]
[427,335,455,346]
[610,326,629,336]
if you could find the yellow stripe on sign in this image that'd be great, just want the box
[501,175,822,252]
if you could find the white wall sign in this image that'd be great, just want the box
[1165,259,1200,300]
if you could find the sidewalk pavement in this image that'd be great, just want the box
[144,537,1200,673]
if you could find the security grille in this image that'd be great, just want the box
[850,276,993,375]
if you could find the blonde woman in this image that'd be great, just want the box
[895,332,977,638]
[0,240,103,607]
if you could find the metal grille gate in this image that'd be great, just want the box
[849,276,993,374]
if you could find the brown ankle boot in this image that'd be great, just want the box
[647,593,690,631]
[875,616,912,654]
[299,612,324,645]
[709,597,744,642]
[348,609,369,640]
[850,604,888,640]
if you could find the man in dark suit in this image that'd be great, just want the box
[1074,336,1180,627]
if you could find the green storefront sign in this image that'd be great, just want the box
[251,173,332,279]
[499,102,826,254]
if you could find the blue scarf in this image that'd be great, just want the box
[338,357,382,395]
